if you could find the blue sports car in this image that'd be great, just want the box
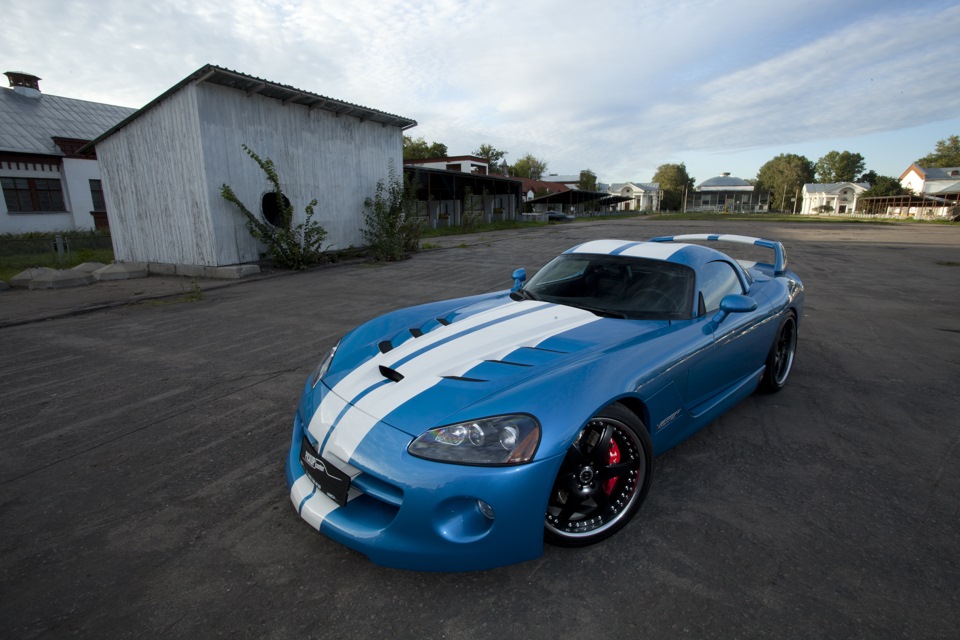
[286,234,803,571]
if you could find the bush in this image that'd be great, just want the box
[362,166,422,261]
[220,145,328,270]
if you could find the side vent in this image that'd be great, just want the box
[379,365,404,382]
[378,341,393,354]
[409,327,424,338]
[441,375,488,383]
[436,317,451,326]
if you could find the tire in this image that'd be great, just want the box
[759,311,797,393]
[544,403,653,547]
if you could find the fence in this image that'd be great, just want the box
[0,234,113,267]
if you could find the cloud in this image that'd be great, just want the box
[5,0,958,182]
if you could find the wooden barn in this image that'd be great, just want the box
[83,65,416,269]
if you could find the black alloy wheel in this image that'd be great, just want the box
[759,311,798,393]
[545,403,652,546]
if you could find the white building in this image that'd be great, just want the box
[607,182,660,212]
[900,165,960,198]
[84,65,416,268]
[0,72,135,234]
[404,155,490,174]
[800,182,869,215]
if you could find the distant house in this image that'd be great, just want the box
[403,156,523,227]
[686,173,769,212]
[900,165,960,198]
[543,174,582,190]
[84,64,416,269]
[405,155,490,175]
[800,182,869,215]
[0,72,135,234]
[607,182,660,212]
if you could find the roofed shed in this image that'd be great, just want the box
[84,65,416,268]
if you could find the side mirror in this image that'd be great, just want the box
[511,268,527,292]
[712,294,757,323]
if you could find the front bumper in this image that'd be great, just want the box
[285,403,561,572]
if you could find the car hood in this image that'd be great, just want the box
[320,294,669,436]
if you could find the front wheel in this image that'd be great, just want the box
[544,403,653,547]
[759,311,798,393]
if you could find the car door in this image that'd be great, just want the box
[686,260,770,410]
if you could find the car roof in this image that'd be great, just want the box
[563,239,731,271]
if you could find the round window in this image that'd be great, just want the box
[261,192,291,227]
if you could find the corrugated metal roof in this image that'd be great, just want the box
[0,87,136,155]
[81,64,417,153]
[918,166,960,180]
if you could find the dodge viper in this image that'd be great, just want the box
[286,234,803,571]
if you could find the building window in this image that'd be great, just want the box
[90,179,106,211]
[261,192,291,227]
[1,177,66,212]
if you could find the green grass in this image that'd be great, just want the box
[0,231,114,282]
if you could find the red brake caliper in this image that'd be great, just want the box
[604,438,620,494]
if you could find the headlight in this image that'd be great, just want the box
[408,414,541,466]
[309,341,339,387]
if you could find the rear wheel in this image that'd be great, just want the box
[759,312,797,393]
[544,404,652,547]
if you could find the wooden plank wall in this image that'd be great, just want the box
[98,81,404,267]
[198,84,402,264]
[98,85,217,265]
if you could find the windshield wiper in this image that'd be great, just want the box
[565,303,627,319]
[509,288,540,302]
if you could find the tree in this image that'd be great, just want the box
[472,144,507,171]
[815,150,866,183]
[651,163,695,211]
[511,154,548,180]
[403,135,448,160]
[916,135,960,168]
[578,169,597,191]
[756,154,815,211]
[859,170,878,185]
[861,175,910,197]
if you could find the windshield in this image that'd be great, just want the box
[523,254,695,320]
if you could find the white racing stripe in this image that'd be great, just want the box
[299,491,339,530]
[620,242,688,260]
[306,298,529,451]
[327,298,530,407]
[322,302,601,462]
[569,239,635,255]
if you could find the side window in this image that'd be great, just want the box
[699,261,743,313]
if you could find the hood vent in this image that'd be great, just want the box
[379,365,404,383]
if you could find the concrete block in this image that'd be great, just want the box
[175,264,208,278]
[71,262,106,273]
[28,269,96,290]
[206,264,261,279]
[10,267,56,288]
[94,263,149,281]
[148,263,177,276]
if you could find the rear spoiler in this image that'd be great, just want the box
[649,234,788,277]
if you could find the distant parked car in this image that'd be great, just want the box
[286,234,804,571]
[546,210,575,222]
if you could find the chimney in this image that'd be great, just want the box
[5,71,42,98]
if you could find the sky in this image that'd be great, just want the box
[5,0,960,186]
